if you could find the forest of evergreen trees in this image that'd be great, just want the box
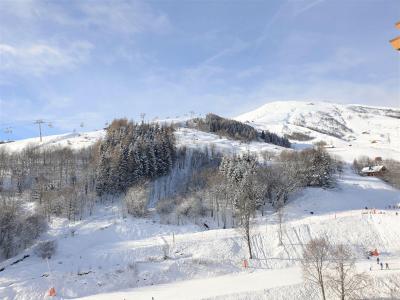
[189,113,290,147]
[96,119,176,195]
[260,130,291,148]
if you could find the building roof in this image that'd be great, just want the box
[390,36,400,50]
[361,165,385,173]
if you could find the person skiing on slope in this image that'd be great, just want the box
[386,263,389,269]
[380,262,383,270]
[377,257,380,264]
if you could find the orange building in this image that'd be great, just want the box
[389,21,400,51]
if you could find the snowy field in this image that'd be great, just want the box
[1,101,399,299]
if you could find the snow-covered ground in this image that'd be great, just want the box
[1,166,399,300]
[0,126,284,160]
[175,127,285,156]
[1,101,399,299]
[0,131,105,152]
[236,101,400,162]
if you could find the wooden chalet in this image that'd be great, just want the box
[361,165,387,176]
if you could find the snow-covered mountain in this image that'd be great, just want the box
[236,101,400,162]
[237,101,399,142]
[3,101,399,162]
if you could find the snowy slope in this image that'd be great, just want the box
[73,167,400,300]
[0,131,105,152]
[0,127,284,157]
[1,167,399,300]
[1,101,400,300]
[236,101,400,162]
[2,100,398,163]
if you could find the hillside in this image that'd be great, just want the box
[1,167,399,300]
[0,101,399,300]
[0,124,286,157]
[2,101,398,163]
[236,101,400,162]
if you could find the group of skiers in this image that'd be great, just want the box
[370,257,390,271]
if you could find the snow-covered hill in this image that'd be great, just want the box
[1,167,399,300]
[0,131,105,152]
[236,101,400,162]
[1,101,399,300]
[0,125,285,157]
[2,101,398,163]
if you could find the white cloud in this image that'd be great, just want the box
[0,0,170,76]
[77,1,171,35]
[0,0,171,37]
[0,41,93,76]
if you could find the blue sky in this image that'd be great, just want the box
[0,0,399,140]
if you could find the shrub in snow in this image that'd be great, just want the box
[21,214,48,246]
[176,197,205,219]
[0,197,47,260]
[124,184,149,217]
[191,258,214,266]
[156,199,175,215]
[35,240,57,259]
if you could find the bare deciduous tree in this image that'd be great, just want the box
[328,244,371,300]
[383,276,400,299]
[235,170,264,259]
[302,237,331,300]
[276,202,285,246]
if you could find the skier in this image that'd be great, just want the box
[377,257,380,264]
[380,262,383,270]
[386,263,389,270]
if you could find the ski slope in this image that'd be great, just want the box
[76,267,303,300]
[0,131,105,152]
[236,101,400,162]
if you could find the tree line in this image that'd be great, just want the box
[188,113,291,147]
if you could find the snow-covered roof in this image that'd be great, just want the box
[361,165,385,173]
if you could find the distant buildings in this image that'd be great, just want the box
[361,165,387,176]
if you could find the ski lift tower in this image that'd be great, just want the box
[389,21,400,51]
